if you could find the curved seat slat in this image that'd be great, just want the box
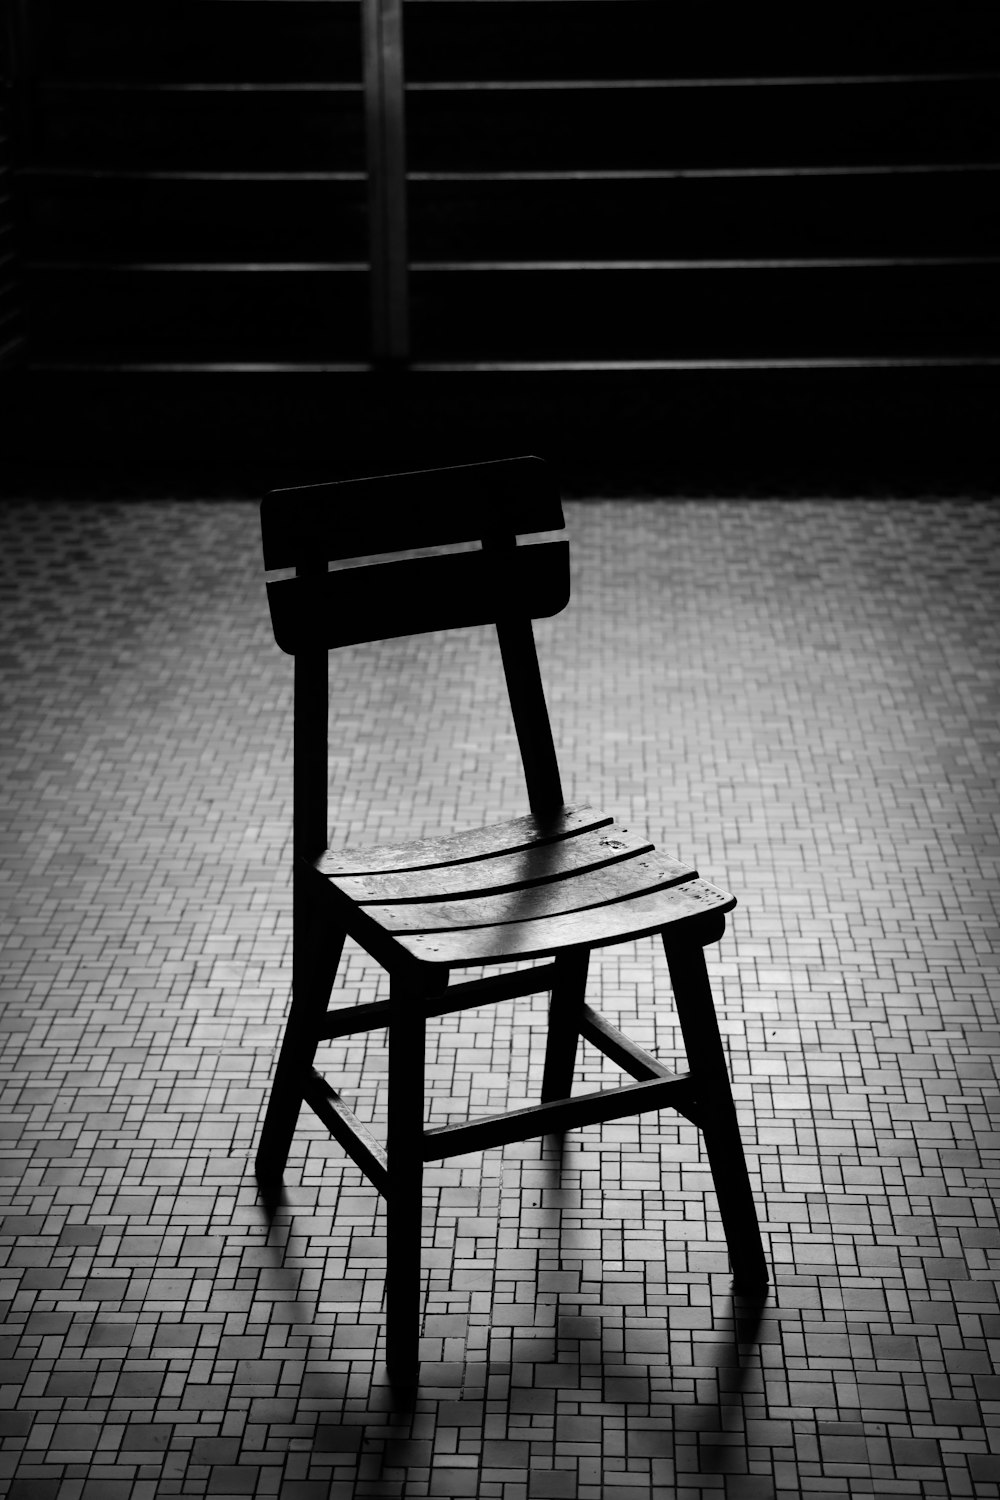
[360,850,699,932]
[328,820,664,903]
[397,877,736,967]
[317,803,610,878]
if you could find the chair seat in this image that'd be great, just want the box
[312,803,735,968]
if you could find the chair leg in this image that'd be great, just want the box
[385,966,428,1382]
[255,870,345,1185]
[663,939,768,1292]
[541,947,589,1102]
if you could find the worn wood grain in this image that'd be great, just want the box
[317,803,610,877]
[328,820,659,902]
[358,851,698,932]
[398,878,735,966]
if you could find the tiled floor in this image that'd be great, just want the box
[1,493,999,1500]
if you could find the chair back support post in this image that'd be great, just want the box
[495,614,565,816]
[486,534,565,817]
[292,555,329,862]
[293,649,328,860]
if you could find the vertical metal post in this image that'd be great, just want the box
[362,0,410,363]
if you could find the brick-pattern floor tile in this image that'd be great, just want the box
[1,495,998,1497]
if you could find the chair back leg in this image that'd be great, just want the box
[663,939,769,1291]
[256,874,345,1184]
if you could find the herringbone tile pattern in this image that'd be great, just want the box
[1,495,998,1498]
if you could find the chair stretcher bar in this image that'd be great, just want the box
[422,1072,696,1162]
[318,960,563,1039]
[303,1070,389,1195]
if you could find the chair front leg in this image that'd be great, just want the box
[663,937,768,1292]
[385,964,429,1382]
[256,868,345,1185]
[541,947,589,1102]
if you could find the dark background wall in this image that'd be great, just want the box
[2,0,998,493]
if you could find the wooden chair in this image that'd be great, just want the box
[255,455,767,1380]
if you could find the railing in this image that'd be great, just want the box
[363,0,409,363]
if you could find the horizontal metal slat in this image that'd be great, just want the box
[41,0,1000,87]
[23,166,998,265]
[34,76,998,174]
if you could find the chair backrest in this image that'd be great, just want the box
[260,457,571,848]
[260,455,569,653]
